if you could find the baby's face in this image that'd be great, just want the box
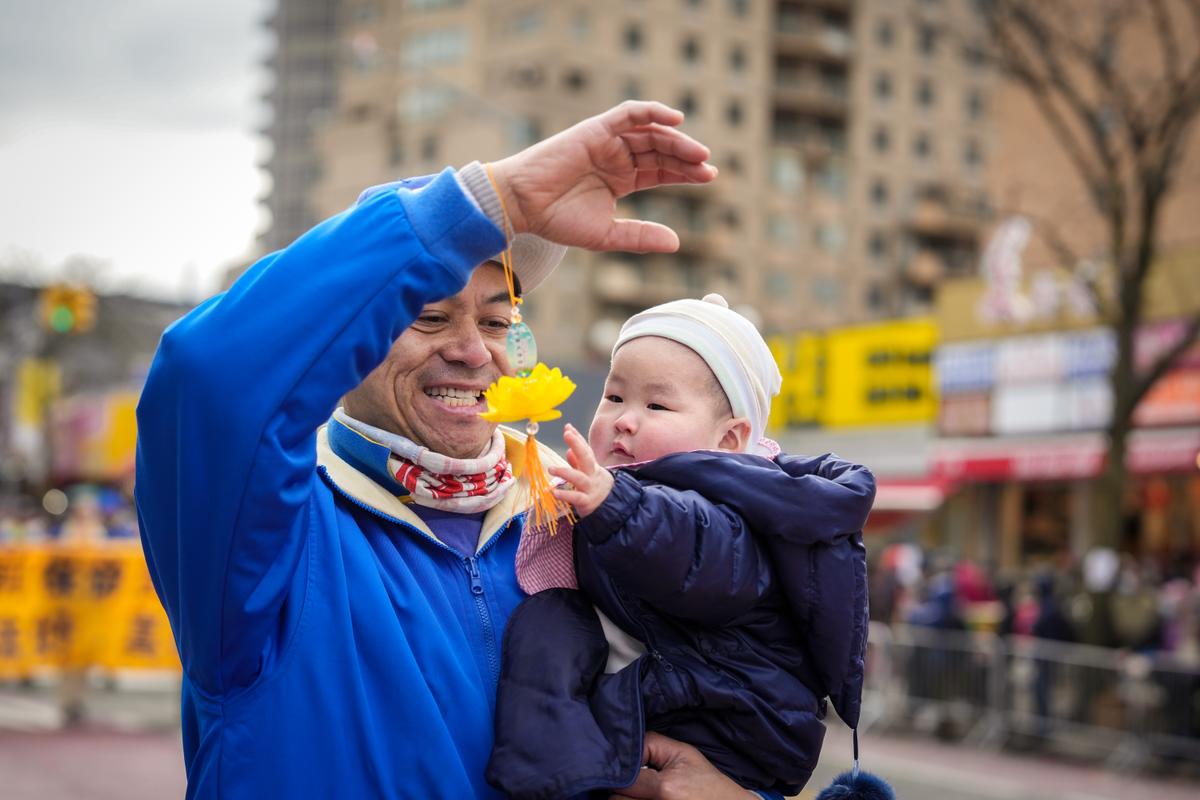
[588,336,732,467]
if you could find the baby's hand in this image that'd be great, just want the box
[548,424,615,518]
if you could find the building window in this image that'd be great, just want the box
[402,27,469,67]
[421,135,439,162]
[963,43,986,68]
[726,153,744,174]
[815,223,846,254]
[408,0,465,9]
[916,78,935,108]
[874,73,893,101]
[766,272,791,296]
[767,213,799,244]
[686,0,704,8]
[624,24,643,52]
[571,11,590,41]
[726,100,744,127]
[964,138,983,168]
[870,178,889,208]
[868,231,888,261]
[876,19,894,48]
[563,68,589,93]
[770,148,804,194]
[623,78,641,101]
[679,91,698,115]
[812,277,842,305]
[966,89,985,120]
[682,36,702,64]
[729,0,750,17]
[866,283,887,311]
[510,9,544,35]
[913,131,932,159]
[917,24,937,57]
[814,162,846,198]
[872,125,890,153]
[730,44,746,72]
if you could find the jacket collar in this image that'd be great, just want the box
[318,418,567,554]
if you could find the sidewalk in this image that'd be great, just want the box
[801,726,1200,800]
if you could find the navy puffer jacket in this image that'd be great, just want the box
[487,451,875,798]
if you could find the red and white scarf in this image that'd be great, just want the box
[390,430,514,513]
[335,409,516,514]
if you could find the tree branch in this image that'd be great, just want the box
[1129,313,1200,411]
[1149,0,1184,92]
[985,13,1108,197]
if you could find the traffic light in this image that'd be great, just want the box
[39,283,97,334]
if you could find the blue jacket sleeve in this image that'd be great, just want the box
[574,471,772,626]
[134,169,506,696]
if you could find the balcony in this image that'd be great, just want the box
[593,259,704,307]
[773,72,848,119]
[775,16,852,64]
[904,186,988,242]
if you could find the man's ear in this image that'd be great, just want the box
[717,417,752,453]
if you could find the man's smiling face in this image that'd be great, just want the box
[343,263,515,458]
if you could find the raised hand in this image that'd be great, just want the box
[487,101,717,253]
[548,424,615,518]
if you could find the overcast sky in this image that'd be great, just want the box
[0,0,271,300]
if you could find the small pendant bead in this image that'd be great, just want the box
[506,321,538,377]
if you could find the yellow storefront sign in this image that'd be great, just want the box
[820,319,939,427]
[0,544,178,679]
[768,332,823,429]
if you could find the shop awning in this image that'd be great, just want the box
[872,477,957,512]
[931,426,1200,483]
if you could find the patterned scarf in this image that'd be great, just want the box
[334,409,516,513]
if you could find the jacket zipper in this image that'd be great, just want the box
[319,466,513,689]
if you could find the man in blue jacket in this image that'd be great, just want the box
[136,101,773,798]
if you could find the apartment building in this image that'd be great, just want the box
[261,0,994,362]
[258,0,341,253]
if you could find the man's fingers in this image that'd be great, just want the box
[602,101,685,136]
[606,766,661,800]
[629,151,717,181]
[599,219,680,254]
[620,124,711,164]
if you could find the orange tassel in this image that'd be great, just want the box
[523,432,575,535]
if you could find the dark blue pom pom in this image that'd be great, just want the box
[814,770,895,800]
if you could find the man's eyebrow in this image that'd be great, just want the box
[483,291,512,306]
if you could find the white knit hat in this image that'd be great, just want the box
[613,294,782,454]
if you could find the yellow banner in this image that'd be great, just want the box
[0,545,178,679]
[821,318,939,427]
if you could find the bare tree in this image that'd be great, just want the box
[962,0,1200,550]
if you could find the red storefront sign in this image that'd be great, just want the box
[933,428,1200,483]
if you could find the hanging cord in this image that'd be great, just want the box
[484,163,523,322]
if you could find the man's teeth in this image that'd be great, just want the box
[425,387,482,407]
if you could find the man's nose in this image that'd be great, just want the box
[441,324,493,369]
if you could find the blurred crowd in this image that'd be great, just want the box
[0,485,139,547]
[871,543,1200,663]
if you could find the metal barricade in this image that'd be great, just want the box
[863,622,1200,770]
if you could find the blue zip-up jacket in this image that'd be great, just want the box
[489,451,875,798]
[134,169,545,799]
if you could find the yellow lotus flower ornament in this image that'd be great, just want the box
[479,363,576,424]
[479,363,577,534]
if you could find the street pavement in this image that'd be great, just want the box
[3,682,1199,799]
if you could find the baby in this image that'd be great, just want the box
[487,294,876,799]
